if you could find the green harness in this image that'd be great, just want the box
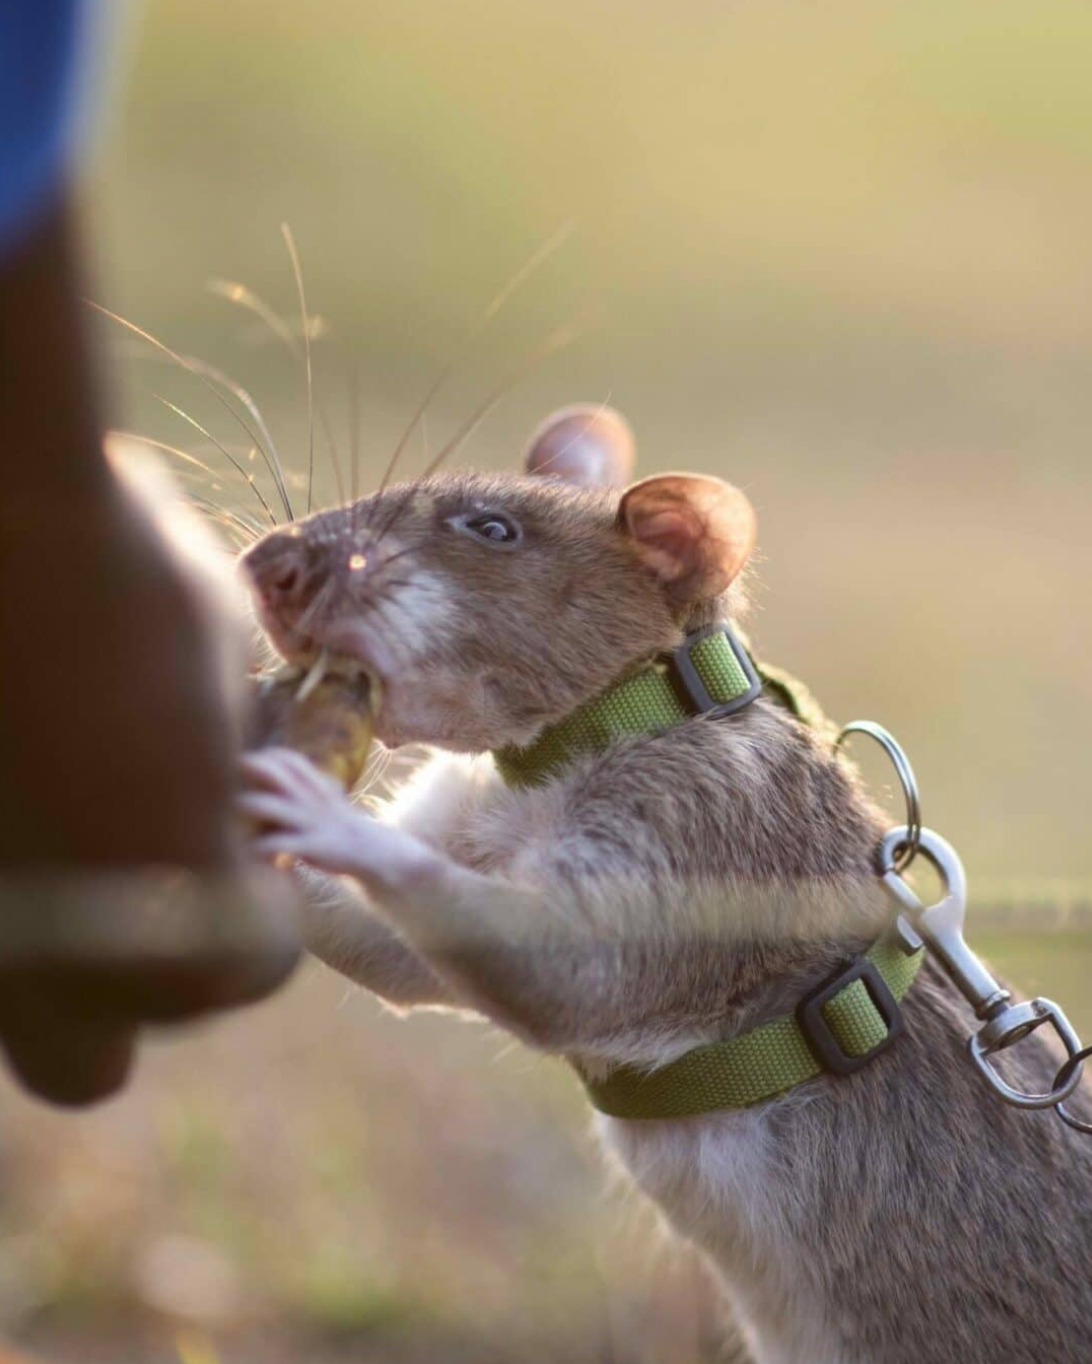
[492,625,924,1121]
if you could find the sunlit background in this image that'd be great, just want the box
[5,1,1092,1359]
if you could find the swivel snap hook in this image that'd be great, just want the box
[879,826,1085,1113]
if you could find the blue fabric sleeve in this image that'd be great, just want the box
[0,0,86,255]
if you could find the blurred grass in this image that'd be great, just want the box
[5,0,1092,1358]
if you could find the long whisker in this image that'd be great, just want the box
[477,219,577,330]
[420,316,587,481]
[375,544,419,571]
[368,493,412,551]
[178,355,295,522]
[348,359,362,514]
[281,224,322,514]
[154,395,278,527]
[366,308,579,548]
[110,430,268,538]
[114,431,220,483]
[294,576,339,639]
[187,496,263,546]
[87,301,295,523]
[362,593,398,641]
[173,471,273,531]
[521,390,618,480]
[368,371,444,523]
[369,219,577,521]
[131,348,293,520]
[208,272,346,508]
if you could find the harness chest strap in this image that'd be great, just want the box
[578,933,924,1121]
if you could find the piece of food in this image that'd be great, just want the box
[247,652,378,791]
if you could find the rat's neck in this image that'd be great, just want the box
[491,623,831,787]
[492,622,762,787]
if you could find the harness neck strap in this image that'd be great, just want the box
[493,624,763,788]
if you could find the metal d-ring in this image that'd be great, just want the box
[1054,1045,1092,1134]
[835,721,922,873]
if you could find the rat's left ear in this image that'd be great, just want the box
[618,474,756,603]
[524,404,636,488]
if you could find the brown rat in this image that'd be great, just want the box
[238,405,1092,1364]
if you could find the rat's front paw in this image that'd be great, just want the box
[238,750,438,899]
[239,748,380,877]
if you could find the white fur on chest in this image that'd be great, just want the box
[381,750,568,875]
[600,1107,849,1364]
[381,751,853,1363]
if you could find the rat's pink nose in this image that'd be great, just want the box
[241,532,318,615]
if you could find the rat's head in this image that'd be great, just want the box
[241,405,756,751]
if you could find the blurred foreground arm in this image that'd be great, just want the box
[0,4,299,1106]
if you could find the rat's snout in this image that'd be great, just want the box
[240,520,388,651]
[242,531,326,617]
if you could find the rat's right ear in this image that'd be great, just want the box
[524,404,635,488]
[618,473,756,604]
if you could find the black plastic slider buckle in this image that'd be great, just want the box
[796,956,904,1077]
[669,625,763,720]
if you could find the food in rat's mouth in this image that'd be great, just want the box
[247,652,379,791]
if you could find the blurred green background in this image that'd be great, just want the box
[5,0,1092,1359]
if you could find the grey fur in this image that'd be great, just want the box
[242,441,1092,1364]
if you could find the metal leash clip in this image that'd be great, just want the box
[879,825,1086,1113]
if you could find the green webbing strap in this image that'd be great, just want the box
[491,622,915,1117]
[494,627,759,788]
[579,934,924,1120]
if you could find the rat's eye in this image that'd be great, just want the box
[451,511,523,547]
